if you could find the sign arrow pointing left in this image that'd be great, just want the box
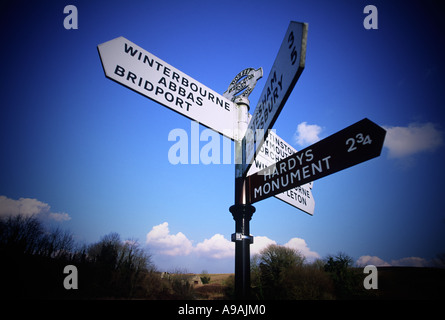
[98,37,241,141]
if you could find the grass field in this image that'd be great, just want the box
[192,268,445,300]
[205,273,233,285]
[193,273,233,300]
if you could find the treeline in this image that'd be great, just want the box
[0,214,194,299]
[0,214,372,299]
[4,214,443,300]
[249,245,373,299]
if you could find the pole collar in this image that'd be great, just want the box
[229,204,256,220]
[231,233,254,244]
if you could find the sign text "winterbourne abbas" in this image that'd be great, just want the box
[98,37,239,141]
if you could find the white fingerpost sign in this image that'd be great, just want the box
[244,21,308,174]
[98,37,241,141]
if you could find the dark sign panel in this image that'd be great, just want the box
[248,118,386,203]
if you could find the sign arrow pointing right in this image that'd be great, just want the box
[248,118,386,204]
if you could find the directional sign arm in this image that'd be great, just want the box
[246,130,315,215]
[248,118,386,203]
[97,37,240,141]
[243,21,308,174]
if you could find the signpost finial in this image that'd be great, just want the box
[223,67,263,104]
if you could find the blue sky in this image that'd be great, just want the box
[1,0,444,273]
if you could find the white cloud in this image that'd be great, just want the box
[145,222,435,271]
[284,237,320,262]
[356,255,431,267]
[48,212,71,222]
[0,195,71,221]
[390,256,430,267]
[195,234,234,259]
[146,222,193,256]
[251,236,277,256]
[383,122,443,158]
[356,255,391,267]
[144,223,322,265]
[294,122,322,147]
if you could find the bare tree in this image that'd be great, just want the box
[0,214,45,255]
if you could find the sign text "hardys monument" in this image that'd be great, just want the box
[248,118,386,203]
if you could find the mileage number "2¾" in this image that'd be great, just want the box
[346,133,372,152]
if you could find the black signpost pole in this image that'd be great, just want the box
[231,98,255,300]
[230,198,255,299]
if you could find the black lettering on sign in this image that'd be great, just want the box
[288,31,298,65]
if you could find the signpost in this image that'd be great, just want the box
[247,130,315,215]
[243,21,308,174]
[98,22,386,300]
[248,118,386,203]
[98,37,241,141]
